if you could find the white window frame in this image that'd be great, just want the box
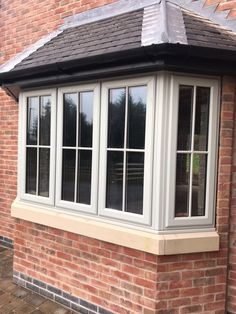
[17,73,220,233]
[18,89,56,205]
[98,77,155,225]
[164,75,219,230]
[55,84,100,214]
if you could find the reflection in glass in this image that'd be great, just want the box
[63,93,77,147]
[125,152,144,214]
[62,149,76,202]
[38,148,50,197]
[192,154,207,216]
[108,88,126,148]
[27,97,39,145]
[26,148,37,195]
[177,86,193,151]
[79,92,93,148]
[127,86,147,149]
[175,154,191,217]
[106,151,123,210]
[77,150,92,205]
[39,96,51,146]
[194,87,210,151]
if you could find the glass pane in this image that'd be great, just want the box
[125,152,144,215]
[39,96,51,146]
[62,149,76,202]
[194,87,210,151]
[177,86,194,151]
[106,151,123,210]
[38,148,50,197]
[108,88,126,148]
[79,91,93,148]
[127,86,147,149]
[27,97,39,145]
[175,154,191,217]
[77,150,92,205]
[192,154,207,216]
[63,93,77,147]
[26,148,37,195]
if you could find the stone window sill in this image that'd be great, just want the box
[11,200,219,255]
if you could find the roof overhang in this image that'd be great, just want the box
[2,43,236,100]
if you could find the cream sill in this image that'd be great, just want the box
[11,200,219,255]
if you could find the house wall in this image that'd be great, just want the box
[1,1,236,313]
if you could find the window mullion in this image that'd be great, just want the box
[188,86,197,217]
[74,93,79,203]
[122,87,129,212]
[36,96,40,196]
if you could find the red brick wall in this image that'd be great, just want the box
[1,0,236,313]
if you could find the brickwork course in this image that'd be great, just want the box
[1,0,236,314]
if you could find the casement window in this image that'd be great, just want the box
[18,74,219,232]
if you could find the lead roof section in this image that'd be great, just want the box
[1,0,236,74]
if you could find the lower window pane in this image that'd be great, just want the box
[26,148,37,195]
[175,154,191,217]
[192,154,207,216]
[77,150,92,205]
[106,151,123,210]
[62,149,75,202]
[125,152,144,215]
[38,148,50,197]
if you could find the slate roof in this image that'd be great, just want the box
[1,0,236,75]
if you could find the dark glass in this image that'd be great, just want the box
[194,87,210,151]
[175,154,191,217]
[38,148,50,197]
[191,154,207,216]
[62,149,76,202]
[79,92,93,148]
[177,86,194,151]
[77,150,92,205]
[108,88,126,148]
[27,97,39,145]
[106,151,123,210]
[26,148,37,195]
[125,152,144,214]
[63,93,77,147]
[39,96,51,146]
[127,86,147,149]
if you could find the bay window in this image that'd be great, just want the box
[18,74,219,232]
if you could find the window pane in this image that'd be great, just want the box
[127,86,147,149]
[194,87,210,151]
[38,148,50,197]
[39,96,51,146]
[108,88,126,148]
[79,92,93,148]
[27,97,39,145]
[77,150,92,205]
[106,151,123,210]
[63,93,77,147]
[177,86,193,151]
[26,148,37,195]
[175,154,191,217]
[192,154,207,216]
[125,152,144,215]
[62,149,76,202]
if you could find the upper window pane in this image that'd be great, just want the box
[79,91,93,148]
[177,86,193,151]
[108,88,126,148]
[194,87,210,151]
[27,97,39,145]
[39,96,51,146]
[127,86,147,149]
[63,93,77,147]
